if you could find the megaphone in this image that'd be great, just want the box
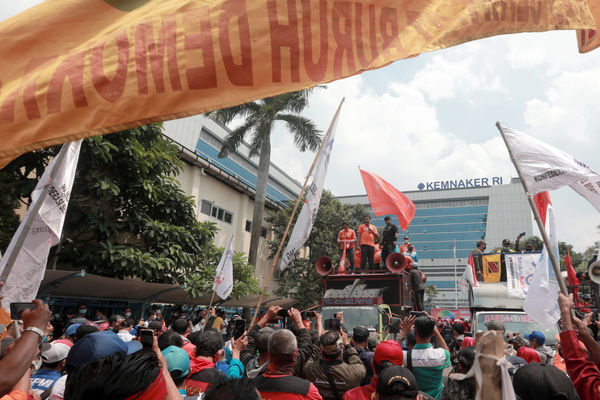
[385,253,408,274]
[588,259,600,284]
[315,256,333,276]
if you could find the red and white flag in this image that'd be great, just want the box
[533,191,552,226]
[458,253,478,292]
[565,249,579,301]
[359,169,415,231]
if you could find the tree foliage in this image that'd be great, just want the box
[266,190,366,308]
[0,125,259,299]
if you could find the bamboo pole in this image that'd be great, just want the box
[249,98,345,328]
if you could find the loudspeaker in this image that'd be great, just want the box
[315,256,333,276]
[385,253,408,274]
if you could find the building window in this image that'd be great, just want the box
[245,220,252,232]
[200,200,233,224]
[261,227,268,238]
[200,200,212,216]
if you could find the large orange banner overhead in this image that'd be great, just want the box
[0,0,595,167]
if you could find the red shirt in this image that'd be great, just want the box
[561,329,600,400]
[342,378,376,400]
[338,229,356,249]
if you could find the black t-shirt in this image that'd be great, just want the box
[381,224,398,245]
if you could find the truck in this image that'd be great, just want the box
[468,278,559,346]
[313,254,414,339]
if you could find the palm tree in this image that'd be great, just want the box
[209,89,321,267]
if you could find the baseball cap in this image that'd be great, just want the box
[484,320,505,331]
[513,363,577,400]
[509,335,528,347]
[526,331,546,345]
[65,323,82,337]
[374,340,404,366]
[41,342,71,364]
[376,365,419,398]
[162,345,190,379]
[502,239,510,245]
[66,331,131,369]
[352,326,369,343]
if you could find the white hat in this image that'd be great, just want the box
[41,342,70,364]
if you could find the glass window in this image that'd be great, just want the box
[211,207,218,218]
[200,200,212,215]
[261,227,268,238]
[245,220,252,232]
[224,212,233,224]
[217,208,224,221]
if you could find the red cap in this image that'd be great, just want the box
[373,340,403,366]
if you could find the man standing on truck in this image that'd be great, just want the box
[357,216,379,271]
[337,222,356,273]
[411,265,426,311]
[380,216,398,269]
[471,240,486,281]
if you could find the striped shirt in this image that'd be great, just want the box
[402,344,450,399]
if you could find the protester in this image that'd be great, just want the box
[301,328,366,399]
[357,216,379,271]
[162,345,193,398]
[471,240,486,280]
[172,318,195,358]
[441,346,476,400]
[343,340,404,400]
[376,365,421,400]
[254,329,322,400]
[338,222,357,273]
[513,363,578,400]
[116,318,135,342]
[410,266,425,311]
[203,377,260,400]
[380,216,398,269]
[526,330,554,365]
[30,342,70,395]
[516,346,541,364]
[403,244,419,265]
[399,236,412,254]
[159,330,185,351]
[351,327,374,386]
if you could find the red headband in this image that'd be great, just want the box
[124,371,167,400]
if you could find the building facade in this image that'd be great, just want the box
[163,115,302,294]
[338,177,533,308]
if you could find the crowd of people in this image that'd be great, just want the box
[2,291,600,400]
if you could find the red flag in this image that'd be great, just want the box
[566,249,579,300]
[534,191,552,225]
[359,169,415,231]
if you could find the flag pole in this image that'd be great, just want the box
[454,239,458,309]
[496,122,568,295]
[249,98,345,329]
[0,144,71,286]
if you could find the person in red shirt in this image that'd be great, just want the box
[357,216,378,271]
[338,222,356,273]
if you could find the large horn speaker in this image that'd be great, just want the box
[385,253,408,274]
[588,259,600,284]
[315,256,333,276]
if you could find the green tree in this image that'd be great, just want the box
[266,190,366,308]
[209,89,322,267]
[0,125,259,299]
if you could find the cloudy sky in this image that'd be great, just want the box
[3,3,600,252]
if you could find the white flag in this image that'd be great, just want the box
[0,140,82,308]
[500,125,600,212]
[523,205,561,329]
[213,236,234,300]
[280,117,339,271]
[458,253,478,293]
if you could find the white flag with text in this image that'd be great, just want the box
[213,236,234,300]
[523,205,561,329]
[280,118,339,271]
[500,125,600,212]
[0,140,82,308]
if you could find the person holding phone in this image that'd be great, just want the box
[357,216,379,271]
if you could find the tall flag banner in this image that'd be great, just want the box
[359,170,415,231]
[505,253,540,299]
[578,0,600,53]
[213,236,234,300]
[565,249,579,301]
[533,191,552,226]
[523,204,561,329]
[458,253,478,293]
[0,140,82,308]
[0,1,595,167]
[500,126,600,212]
[482,254,502,283]
[280,115,339,270]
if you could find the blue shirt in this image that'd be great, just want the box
[31,369,62,394]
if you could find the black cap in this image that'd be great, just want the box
[352,326,369,342]
[513,363,577,400]
[376,365,419,398]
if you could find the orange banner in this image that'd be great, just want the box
[0,0,594,167]
[578,0,600,52]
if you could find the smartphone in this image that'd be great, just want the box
[9,302,35,320]
[276,309,289,318]
[325,318,341,331]
[333,313,338,319]
[410,311,425,316]
[519,232,526,237]
[140,329,154,348]
[233,319,246,340]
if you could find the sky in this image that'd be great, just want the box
[2,2,600,252]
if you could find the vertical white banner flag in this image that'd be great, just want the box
[213,236,234,300]
[500,125,600,212]
[505,253,540,299]
[0,140,82,308]
[523,205,561,329]
[458,254,478,293]
[280,118,339,271]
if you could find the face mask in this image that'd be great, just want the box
[79,309,87,315]
[405,240,409,244]
[124,312,132,318]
